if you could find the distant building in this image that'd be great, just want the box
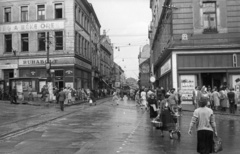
[149,0,240,100]
[138,44,151,89]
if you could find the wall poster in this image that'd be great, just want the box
[180,75,196,100]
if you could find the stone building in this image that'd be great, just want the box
[0,0,101,96]
[99,30,113,89]
[149,0,240,100]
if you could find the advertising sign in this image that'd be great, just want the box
[180,75,196,100]
[161,59,171,76]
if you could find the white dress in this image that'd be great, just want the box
[141,91,147,107]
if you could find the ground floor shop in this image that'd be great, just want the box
[155,49,240,101]
[0,57,92,100]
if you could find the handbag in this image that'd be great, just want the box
[151,119,162,128]
[213,135,223,153]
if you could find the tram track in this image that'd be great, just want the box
[0,97,111,141]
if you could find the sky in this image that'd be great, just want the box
[87,0,152,79]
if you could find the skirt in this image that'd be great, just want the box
[197,130,214,154]
[160,109,176,131]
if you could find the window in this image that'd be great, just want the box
[37,5,45,20]
[55,31,63,50]
[203,1,217,33]
[5,8,11,22]
[55,3,63,19]
[21,34,29,52]
[5,34,12,53]
[38,32,46,51]
[21,6,28,21]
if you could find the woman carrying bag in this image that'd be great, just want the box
[188,96,218,154]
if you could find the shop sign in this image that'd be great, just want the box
[0,64,18,69]
[180,75,196,100]
[19,59,58,65]
[75,58,92,70]
[0,20,64,33]
[161,59,171,76]
[66,70,73,75]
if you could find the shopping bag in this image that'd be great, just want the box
[151,119,162,128]
[89,99,93,104]
[213,136,223,153]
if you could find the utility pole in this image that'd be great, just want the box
[46,32,51,82]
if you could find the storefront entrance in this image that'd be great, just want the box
[55,81,64,89]
[201,73,225,89]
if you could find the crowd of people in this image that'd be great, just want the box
[193,85,239,114]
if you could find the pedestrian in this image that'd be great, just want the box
[58,88,66,111]
[158,93,181,139]
[28,85,33,101]
[193,86,201,109]
[147,93,158,119]
[89,90,96,106]
[212,87,220,110]
[177,88,183,116]
[112,90,119,105]
[10,86,17,104]
[135,90,140,106]
[207,86,213,109]
[188,97,218,154]
[227,88,235,114]
[219,87,228,111]
[71,88,76,104]
[141,88,148,110]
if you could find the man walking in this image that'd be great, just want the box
[10,86,17,104]
[227,88,235,114]
[58,88,66,111]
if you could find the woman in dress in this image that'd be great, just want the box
[140,88,148,110]
[212,87,220,110]
[159,93,181,139]
[219,87,228,111]
[188,97,218,154]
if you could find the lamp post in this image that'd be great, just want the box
[46,32,51,82]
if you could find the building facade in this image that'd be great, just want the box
[149,0,240,100]
[138,44,151,89]
[0,0,101,96]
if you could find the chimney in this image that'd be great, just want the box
[103,29,106,35]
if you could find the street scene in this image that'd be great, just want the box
[1,0,240,153]
[0,98,240,154]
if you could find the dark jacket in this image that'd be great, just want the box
[58,91,66,101]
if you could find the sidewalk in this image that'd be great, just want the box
[0,96,111,107]
[182,103,240,116]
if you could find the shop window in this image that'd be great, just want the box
[37,5,45,20]
[55,31,63,50]
[55,3,63,19]
[21,6,28,22]
[203,1,217,33]
[5,34,12,53]
[21,33,29,52]
[38,32,46,51]
[5,7,11,22]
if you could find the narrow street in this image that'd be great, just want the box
[0,99,239,154]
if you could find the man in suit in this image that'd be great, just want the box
[58,88,66,111]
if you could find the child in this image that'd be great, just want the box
[112,91,119,105]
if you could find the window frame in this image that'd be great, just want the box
[5,34,12,53]
[4,7,11,23]
[55,3,63,19]
[55,31,63,50]
[37,5,45,20]
[38,32,46,51]
[21,33,29,52]
[202,1,218,33]
[21,6,28,22]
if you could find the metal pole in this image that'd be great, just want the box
[46,32,50,80]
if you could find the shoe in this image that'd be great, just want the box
[177,131,181,139]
